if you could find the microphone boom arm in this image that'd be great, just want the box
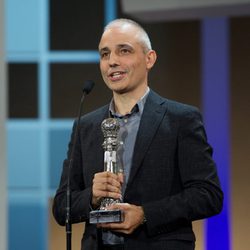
[65,80,95,250]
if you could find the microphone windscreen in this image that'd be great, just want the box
[83,80,95,95]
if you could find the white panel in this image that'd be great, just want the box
[122,0,250,11]
[121,0,250,21]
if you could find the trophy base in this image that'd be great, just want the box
[89,209,123,224]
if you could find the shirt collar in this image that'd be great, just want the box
[109,87,150,118]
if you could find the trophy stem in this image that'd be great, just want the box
[89,118,124,224]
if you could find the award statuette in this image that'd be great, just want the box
[89,118,124,224]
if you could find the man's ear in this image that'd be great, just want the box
[146,50,157,70]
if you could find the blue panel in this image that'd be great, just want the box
[8,197,47,250]
[5,0,40,52]
[105,0,117,24]
[7,128,42,188]
[49,128,71,189]
[201,18,231,250]
[48,51,100,63]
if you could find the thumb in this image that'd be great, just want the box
[109,203,129,211]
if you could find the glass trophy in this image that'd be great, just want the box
[89,118,124,224]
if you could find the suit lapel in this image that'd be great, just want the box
[127,91,168,187]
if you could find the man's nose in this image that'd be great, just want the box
[108,53,119,67]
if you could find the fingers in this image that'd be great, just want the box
[107,203,130,211]
[117,172,124,184]
[98,204,144,234]
[93,172,122,189]
[92,172,123,207]
[95,182,120,195]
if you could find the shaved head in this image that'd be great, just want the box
[103,18,152,53]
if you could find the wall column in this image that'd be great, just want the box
[201,17,231,250]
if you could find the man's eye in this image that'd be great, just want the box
[101,52,109,58]
[121,49,130,54]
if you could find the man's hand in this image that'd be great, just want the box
[98,203,145,234]
[92,171,123,208]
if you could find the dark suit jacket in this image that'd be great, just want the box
[53,90,223,250]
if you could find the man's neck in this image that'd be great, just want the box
[113,86,148,116]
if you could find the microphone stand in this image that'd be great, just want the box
[65,81,94,250]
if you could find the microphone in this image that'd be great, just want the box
[65,80,95,250]
[82,80,95,95]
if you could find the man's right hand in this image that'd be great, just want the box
[91,171,123,208]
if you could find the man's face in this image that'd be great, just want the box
[98,25,155,95]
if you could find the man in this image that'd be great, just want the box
[53,18,223,250]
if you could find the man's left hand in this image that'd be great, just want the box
[97,203,145,234]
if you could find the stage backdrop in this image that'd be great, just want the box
[5,0,250,250]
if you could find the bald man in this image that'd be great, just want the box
[53,18,223,250]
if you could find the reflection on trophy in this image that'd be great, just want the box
[89,118,124,224]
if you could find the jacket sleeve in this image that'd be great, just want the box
[143,108,223,236]
[52,121,92,226]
